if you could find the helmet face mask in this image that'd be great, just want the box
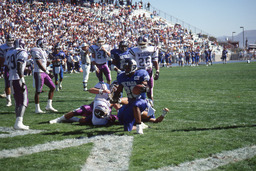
[97,37,105,46]
[14,39,25,49]
[123,58,137,76]
[6,34,14,47]
[81,43,89,51]
[137,36,148,48]
[36,38,47,49]
[119,41,128,52]
[94,105,109,119]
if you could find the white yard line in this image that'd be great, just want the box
[0,134,133,171]
[81,135,133,171]
[149,145,256,171]
[1,126,255,171]
[0,127,43,138]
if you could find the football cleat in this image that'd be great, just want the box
[162,108,169,117]
[141,122,149,129]
[45,106,58,112]
[136,124,143,134]
[6,101,12,107]
[14,123,29,130]
[35,109,46,114]
[59,83,62,90]
[49,116,65,124]
[14,117,29,130]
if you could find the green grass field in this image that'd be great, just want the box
[0,62,256,171]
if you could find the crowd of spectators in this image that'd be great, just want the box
[0,0,212,67]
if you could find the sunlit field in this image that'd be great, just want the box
[0,62,256,171]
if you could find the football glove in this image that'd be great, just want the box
[154,71,159,80]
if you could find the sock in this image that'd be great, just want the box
[7,95,11,102]
[47,99,52,107]
[35,104,40,110]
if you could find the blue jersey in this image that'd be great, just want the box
[117,69,149,100]
[51,51,65,66]
[110,49,129,70]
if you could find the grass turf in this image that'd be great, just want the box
[0,62,256,170]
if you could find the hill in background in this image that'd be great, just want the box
[217,30,256,47]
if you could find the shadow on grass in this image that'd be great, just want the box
[171,124,256,132]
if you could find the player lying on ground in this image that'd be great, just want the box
[49,81,118,126]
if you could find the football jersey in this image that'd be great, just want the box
[117,69,149,99]
[51,51,65,66]
[6,48,28,81]
[0,43,14,65]
[30,47,48,73]
[80,49,91,64]
[128,46,158,69]
[94,82,110,101]
[111,48,130,70]
[89,44,110,64]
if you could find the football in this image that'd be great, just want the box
[132,84,146,95]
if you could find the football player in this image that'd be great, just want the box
[50,43,65,91]
[110,40,129,75]
[89,37,112,84]
[6,39,29,130]
[31,38,58,113]
[222,47,228,64]
[80,42,91,91]
[128,36,159,105]
[112,58,150,134]
[195,49,200,66]
[0,33,14,106]
[49,82,117,126]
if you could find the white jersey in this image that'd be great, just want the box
[30,47,48,73]
[0,43,14,65]
[128,46,158,69]
[80,49,91,64]
[6,48,28,80]
[89,44,110,64]
[92,99,110,126]
[94,82,110,101]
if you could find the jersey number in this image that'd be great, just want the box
[138,57,150,67]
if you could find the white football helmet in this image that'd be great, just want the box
[14,39,25,49]
[97,37,105,46]
[6,33,15,47]
[36,38,47,49]
[94,105,109,119]
[137,36,148,48]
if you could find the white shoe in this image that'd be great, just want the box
[45,106,58,112]
[49,117,63,124]
[56,87,59,91]
[83,87,87,91]
[14,123,29,130]
[14,117,29,130]
[6,101,12,107]
[136,124,143,134]
[59,83,62,90]
[141,122,148,129]
[35,109,46,114]
[0,93,6,98]
[162,108,169,117]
